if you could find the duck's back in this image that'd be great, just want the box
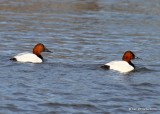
[105,61,134,73]
[13,52,42,63]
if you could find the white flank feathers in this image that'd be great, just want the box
[14,52,42,63]
[105,61,134,73]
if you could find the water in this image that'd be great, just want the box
[0,0,160,114]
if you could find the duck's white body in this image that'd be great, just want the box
[13,52,42,63]
[105,61,134,73]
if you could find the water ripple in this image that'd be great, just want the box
[0,0,160,114]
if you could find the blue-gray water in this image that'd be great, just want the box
[0,0,160,114]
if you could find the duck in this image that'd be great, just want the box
[101,51,136,73]
[10,43,52,63]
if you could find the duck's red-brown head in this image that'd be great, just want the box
[122,51,135,62]
[33,43,52,56]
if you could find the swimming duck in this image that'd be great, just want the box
[101,51,135,73]
[10,43,52,63]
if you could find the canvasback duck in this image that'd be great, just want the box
[101,51,135,73]
[10,43,52,63]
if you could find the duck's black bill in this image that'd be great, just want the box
[45,48,52,53]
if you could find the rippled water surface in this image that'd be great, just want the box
[0,0,160,114]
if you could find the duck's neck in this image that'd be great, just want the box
[37,54,43,61]
[128,61,135,68]
[33,51,43,61]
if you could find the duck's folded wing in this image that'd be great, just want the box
[14,52,42,63]
[105,61,134,73]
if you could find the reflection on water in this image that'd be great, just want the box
[0,0,160,114]
[0,0,101,13]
